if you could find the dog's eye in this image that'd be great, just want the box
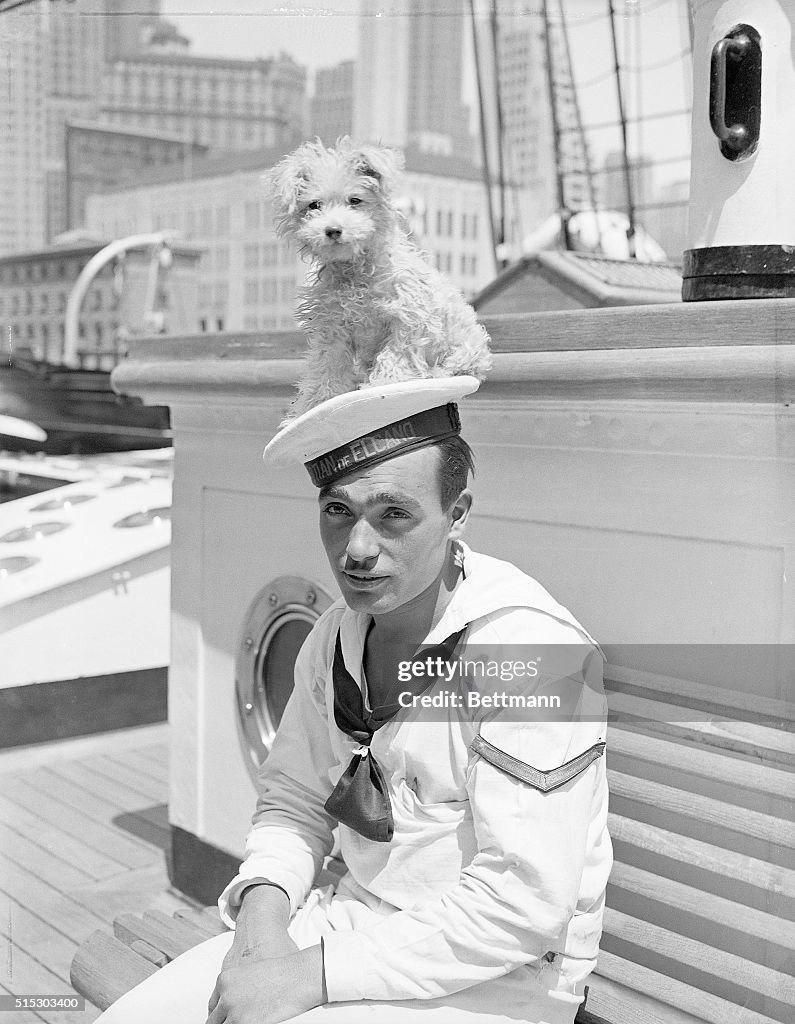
[306,201,322,212]
[348,197,362,207]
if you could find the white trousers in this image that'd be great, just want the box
[96,886,595,1024]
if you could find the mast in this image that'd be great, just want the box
[607,0,637,257]
[488,0,508,266]
[541,0,600,251]
[468,0,500,273]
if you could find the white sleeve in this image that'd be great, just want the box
[322,617,609,1003]
[218,624,339,927]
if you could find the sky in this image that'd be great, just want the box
[160,1,694,189]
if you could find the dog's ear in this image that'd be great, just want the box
[262,145,317,233]
[348,143,404,197]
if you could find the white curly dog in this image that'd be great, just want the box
[266,138,492,418]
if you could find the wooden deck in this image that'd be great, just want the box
[0,724,199,1023]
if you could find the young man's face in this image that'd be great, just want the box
[318,445,468,618]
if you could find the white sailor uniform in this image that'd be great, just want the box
[97,544,611,1024]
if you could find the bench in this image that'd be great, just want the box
[71,667,794,1024]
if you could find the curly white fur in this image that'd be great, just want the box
[264,137,492,418]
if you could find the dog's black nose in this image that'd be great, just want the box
[325,228,342,241]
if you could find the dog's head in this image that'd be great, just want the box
[264,137,404,263]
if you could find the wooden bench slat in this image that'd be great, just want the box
[608,814,795,898]
[113,912,199,961]
[70,930,157,1011]
[129,939,169,968]
[603,907,795,1005]
[604,664,795,724]
[585,972,708,1024]
[608,724,795,801]
[608,861,795,949]
[173,907,228,937]
[595,950,783,1024]
[607,692,795,764]
[607,770,794,849]
[143,909,213,948]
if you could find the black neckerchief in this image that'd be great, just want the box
[324,625,467,842]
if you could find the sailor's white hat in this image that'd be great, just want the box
[263,376,480,487]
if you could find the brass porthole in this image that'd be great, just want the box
[236,576,333,778]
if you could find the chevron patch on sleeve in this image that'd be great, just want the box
[470,734,606,792]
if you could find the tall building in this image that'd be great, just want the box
[496,20,557,236]
[310,61,354,143]
[85,147,496,335]
[354,0,473,159]
[0,3,47,255]
[65,122,209,231]
[100,52,307,152]
[45,0,107,240]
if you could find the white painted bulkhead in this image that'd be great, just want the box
[112,311,794,859]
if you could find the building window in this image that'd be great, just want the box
[447,211,454,236]
[244,201,260,230]
[435,210,442,235]
[216,246,230,272]
[216,205,230,236]
[244,280,259,304]
[244,244,259,269]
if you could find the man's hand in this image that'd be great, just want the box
[206,944,325,1024]
[222,885,298,970]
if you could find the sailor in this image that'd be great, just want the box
[97,376,611,1024]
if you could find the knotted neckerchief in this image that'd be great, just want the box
[324,625,467,842]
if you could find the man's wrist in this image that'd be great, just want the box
[238,880,290,908]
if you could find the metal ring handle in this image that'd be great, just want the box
[710,34,750,150]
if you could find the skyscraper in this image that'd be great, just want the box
[45,0,106,240]
[0,4,47,255]
[311,61,355,143]
[353,0,473,158]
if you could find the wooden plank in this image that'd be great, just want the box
[607,770,794,849]
[604,663,795,724]
[110,747,169,787]
[0,899,78,985]
[41,761,162,815]
[0,822,95,891]
[608,861,795,949]
[64,865,183,928]
[142,910,208,951]
[113,913,199,961]
[0,792,124,882]
[135,743,169,768]
[129,940,168,968]
[607,814,795,899]
[608,725,795,801]
[70,931,157,1011]
[81,755,168,804]
[595,949,782,1024]
[0,850,107,946]
[0,776,156,870]
[478,299,795,353]
[603,908,795,1005]
[607,692,795,763]
[585,970,739,1024]
[173,908,227,938]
